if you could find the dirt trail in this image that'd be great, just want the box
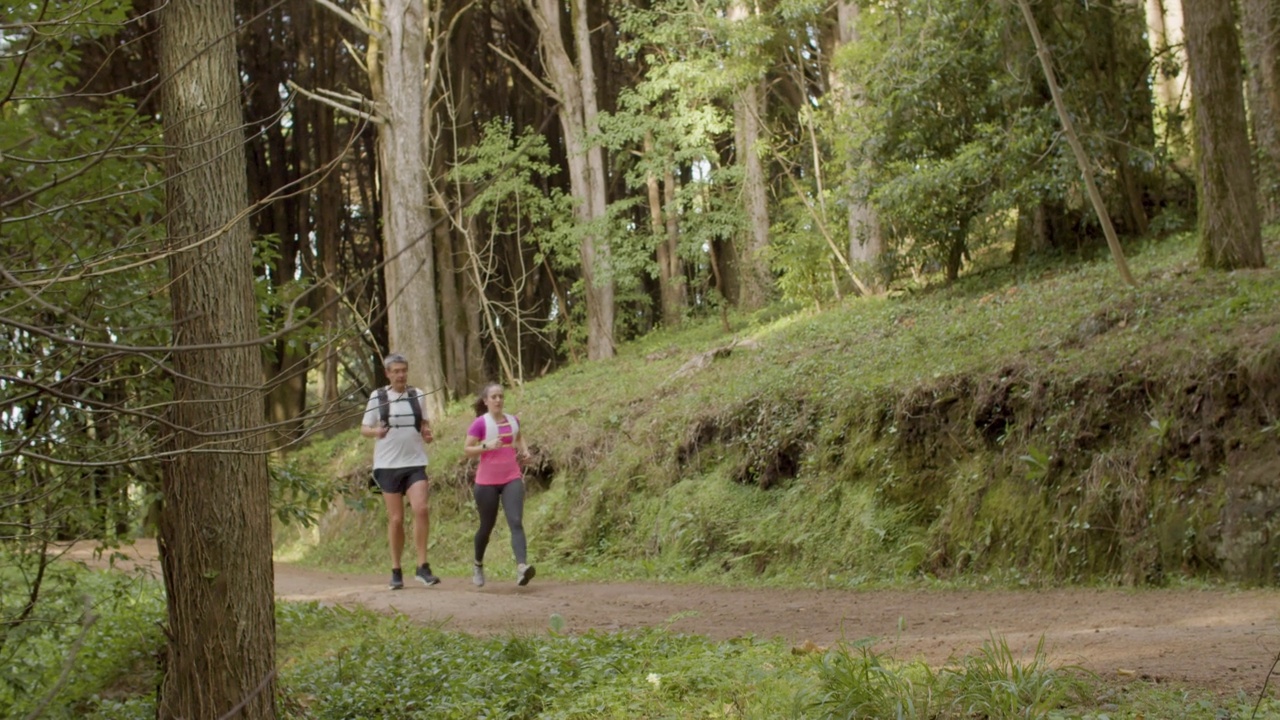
[76,541,1280,694]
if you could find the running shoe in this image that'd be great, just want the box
[517,563,536,586]
[473,562,486,587]
[389,568,404,590]
[415,563,441,586]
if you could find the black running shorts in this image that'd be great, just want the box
[372,467,428,495]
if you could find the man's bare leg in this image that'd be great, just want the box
[406,480,438,585]
[382,492,405,569]
[406,480,430,566]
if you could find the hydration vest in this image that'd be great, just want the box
[376,386,423,432]
[482,413,519,444]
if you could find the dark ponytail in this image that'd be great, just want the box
[473,383,501,416]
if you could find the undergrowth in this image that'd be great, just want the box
[0,557,163,720]
[11,570,1280,719]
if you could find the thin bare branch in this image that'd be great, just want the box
[309,0,376,36]
[489,42,560,102]
[286,80,384,124]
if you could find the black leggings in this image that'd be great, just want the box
[473,479,527,565]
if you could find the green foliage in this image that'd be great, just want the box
[17,569,1280,718]
[270,456,336,527]
[2,0,168,597]
[453,119,571,262]
[948,636,1090,718]
[278,601,805,719]
[253,233,319,364]
[808,635,1093,720]
[807,641,938,719]
[818,0,1185,287]
[2,7,170,707]
[838,3,1037,277]
[452,117,576,278]
[282,602,1185,720]
[0,559,163,720]
[767,191,848,308]
[606,1,754,323]
[451,118,580,354]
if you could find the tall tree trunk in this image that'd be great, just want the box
[663,165,684,310]
[1241,0,1280,222]
[435,209,463,395]
[376,0,448,416]
[461,211,484,389]
[306,0,342,409]
[645,131,686,326]
[240,0,309,444]
[437,3,475,396]
[316,108,341,407]
[1181,0,1267,269]
[1145,0,1190,117]
[1098,0,1153,237]
[156,0,276,717]
[731,1,772,310]
[833,1,884,294]
[524,0,615,359]
[1014,203,1052,261]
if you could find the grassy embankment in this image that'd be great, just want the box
[282,228,1280,589]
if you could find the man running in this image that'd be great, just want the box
[360,352,440,589]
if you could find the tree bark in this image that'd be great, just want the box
[524,0,615,359]
[436,5,478,396]
[1240,0,1280,222]
[645,131,686,326]
[375,0,448,416]
[833,1,885,294]
[309,2,342,409]
[1145,0,1190,116]
[1181,0,1267,269]
[317,120,341,408]
[731,1,772,310]
[460,211,484,390]
[662,165,684,313]
[1014,203,1052,261]
[156,0,276,716]
[1097,0,1153,237]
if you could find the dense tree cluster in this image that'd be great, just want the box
[0,0,1270,716]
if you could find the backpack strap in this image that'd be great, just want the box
[376,386,390,427]
[482,413,518,442]
[406,387,423,432]
[376,386,424,432]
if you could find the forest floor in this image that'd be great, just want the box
[75,540,1280,696]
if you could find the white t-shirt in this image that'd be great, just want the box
[362,387,429,470]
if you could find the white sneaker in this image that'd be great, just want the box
[517,563,536,586]
[472,563,485,587]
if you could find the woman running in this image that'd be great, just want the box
[463,383,534,587]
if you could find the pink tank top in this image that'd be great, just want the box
[467,414,522,485]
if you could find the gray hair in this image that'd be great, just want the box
[383,352,409,370]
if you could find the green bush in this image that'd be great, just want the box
[278,601,806,720]
[0,558,163,720]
